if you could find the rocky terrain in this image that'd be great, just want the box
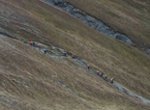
[0,0,150,110]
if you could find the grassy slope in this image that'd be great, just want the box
[0,0,150,109]
[65,0,150,46]
[1,35,147,110]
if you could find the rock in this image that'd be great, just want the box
[145,48,150,55]
[53,0,64,5]
[45,0,134,45]
[115,33,133,44]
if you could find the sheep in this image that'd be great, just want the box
[103,75,108,81]
[99,72,104,77]
[87,64,90,70]
[110,78,114,84]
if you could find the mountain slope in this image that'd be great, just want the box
[0,0,150,109]
[0,33,149,110]
[66,0,150,46]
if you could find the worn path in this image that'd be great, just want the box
[0,33,150,106]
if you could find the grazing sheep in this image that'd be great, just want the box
[87,65,90,70]
[99,72,104,77]
[62,51,68,56]
[96,71,103,77]
[110,78,114,83]
[72,55,78,59]
[96,71,100,76]
[67,52,72,56]
[103,75,108,81]
[43,49,49,54]
[72,55,77,59]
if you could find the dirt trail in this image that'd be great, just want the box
[1,33,149,106]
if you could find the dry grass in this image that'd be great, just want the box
[65,0,150,46]
[0,0,150,109]
[0,34,149,110]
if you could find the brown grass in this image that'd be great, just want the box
[65,0,150,47]
[0,0,150,109]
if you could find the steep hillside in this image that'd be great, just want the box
[0,0,150,110]
[66,0,150,47]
